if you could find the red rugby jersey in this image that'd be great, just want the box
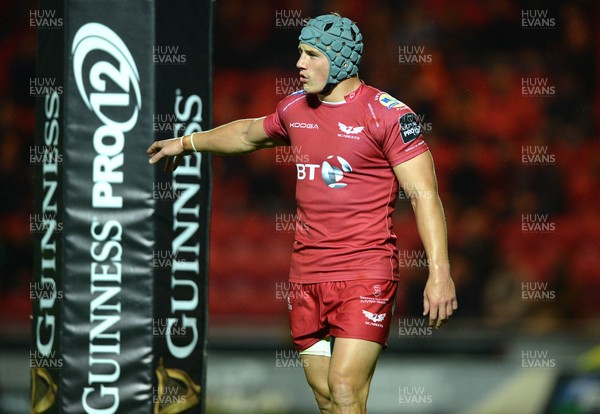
[263,82,429,283]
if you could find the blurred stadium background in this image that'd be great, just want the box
[1,0,600,413]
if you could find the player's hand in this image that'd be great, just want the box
[147,137,192,172]
[423,275,457,329]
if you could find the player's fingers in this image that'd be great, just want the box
[147,141,158,155]
[435,304,447,328]
[423,294,430,317]
[164,156,174,172]
[446,302,455,319]
[149,151,163,165]
[428,304,438,327]
[149,142,168,164]
[172,155,184,171]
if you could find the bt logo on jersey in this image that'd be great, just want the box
[322,156,352,188]
[296,155,353,189]
[296,163,320,180]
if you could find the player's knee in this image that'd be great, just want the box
[306,381,331,412]
[313,392,332,413]
[328,370,366,408]
[305,374,331,410]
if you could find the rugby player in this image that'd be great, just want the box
[148,13,457,414]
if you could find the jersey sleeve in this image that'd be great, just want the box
[262,99,291,145]
[379,105,429,167]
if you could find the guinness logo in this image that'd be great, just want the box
[154,358,201,414]
[31,367,57,413]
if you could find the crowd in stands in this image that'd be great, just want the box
[209,0,600,328]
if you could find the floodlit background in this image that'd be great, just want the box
[1,0,600,413]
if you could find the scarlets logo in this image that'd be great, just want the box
[362,310,386,324]
[338,122,364,134]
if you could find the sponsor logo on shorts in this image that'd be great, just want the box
[373,284,382,297]
[360,295,387,305]
[362,310,387,328]
[359,284,387,304]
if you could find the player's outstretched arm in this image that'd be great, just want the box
[147,117,282,172]
[393,151,458,329]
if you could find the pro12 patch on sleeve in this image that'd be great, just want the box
[398,112,422,143]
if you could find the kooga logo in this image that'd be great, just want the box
[289,122,319,129]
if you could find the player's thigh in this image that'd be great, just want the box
[301,354,330,397]
[328,338,382,389]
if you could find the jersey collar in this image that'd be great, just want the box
[318,81,365,105]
